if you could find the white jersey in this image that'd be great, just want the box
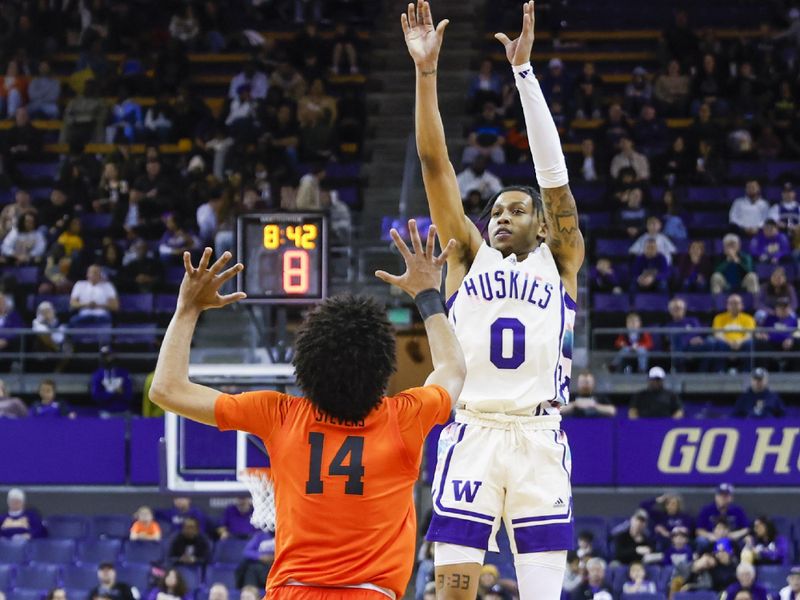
[447,242,576,415]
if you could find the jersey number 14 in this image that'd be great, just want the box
[305,432,365,495]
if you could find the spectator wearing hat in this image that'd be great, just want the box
[721,563,770,600]
[755,299,798,370]
[478,564,500,597]
[779,566,800,600]
[703,294,756,372]
[90,346,133,413]
[664,527,694,567]
[697,484,749,545]
[89,563,137,600]
[711,234,759,295]
[610,136,651,182]
[570,557,613,600]
[561,371,616,418]
[679,537,738,594]
[629,367,684,419]
[750,219,791,264]
[0,488,46,540]
[732,369,786,418]
[730,181,770,238]
[614,509,655,565]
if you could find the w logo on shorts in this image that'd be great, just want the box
[452,480,482,503]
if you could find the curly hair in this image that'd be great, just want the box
[293,294,396,421]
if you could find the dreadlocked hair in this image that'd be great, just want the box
[292,294,396,422]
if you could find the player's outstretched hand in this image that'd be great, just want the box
[177,248,247,314]
[401,0,449,69]
[375,219,455,298]
[494,1,535,66]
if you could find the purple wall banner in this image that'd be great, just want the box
[129,418,164,485]
[0,418,127,484]
[562,419,615,485]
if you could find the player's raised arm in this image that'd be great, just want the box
[376,220,464,407]
[403,1,483,282]
[495,1,585,299]
[149,248,247,425]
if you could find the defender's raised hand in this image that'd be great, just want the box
[178,248,247,314]
[401,1,449,70]
[375,219,455,298]
[494,1,536,66]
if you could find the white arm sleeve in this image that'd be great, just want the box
[513,62,569,189]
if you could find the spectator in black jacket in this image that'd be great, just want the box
[614,509,654,565]
[732,368,786,418]
[571,557,613,600]
[168,516,211,566]
[89,563,136,600]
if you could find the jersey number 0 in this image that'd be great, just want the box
[490,317,526,369]
[305,432,365,495]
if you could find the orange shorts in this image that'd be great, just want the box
[268,586,389,600]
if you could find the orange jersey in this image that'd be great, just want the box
[215,385,451,599]
[129,520,161,538]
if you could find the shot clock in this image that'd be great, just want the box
[236,213,328,304]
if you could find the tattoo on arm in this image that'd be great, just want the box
[420,68,437,77]
[436,573,472,590]
[542,184,584,264]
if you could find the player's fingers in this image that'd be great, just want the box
[494,32,512,46]
[198,247,213,271]
[436,238,457,265]
[425,223,437,260]
[422,0,433,28]
[408,219,425,256]
[209,250,232,275]
[436,19,450,39]
[416,1,424,29]
[407,2,417,29]
[219,292,247,306]
[374,270,402,286]
[400,13,409,36]
[522,11,531,35]
[183,251,195,275]
[389,228,413,261]
[217,262,244,285]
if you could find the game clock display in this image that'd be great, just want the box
[236,213,328,304]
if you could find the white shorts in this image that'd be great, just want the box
[425,410,573,554]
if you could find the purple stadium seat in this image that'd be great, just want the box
[633,293,669,312]
[0,539,28,563]
[119,294,154,314]
[757,565,791,592]
[204,563,238,589]
[211,538,248,565]
[571,184,606,207]
[78,539,122,564]
[755,262,786,281]
[687,187,724,204]
[609,563,629,594]
[62,563,100,589]
[673,593,719,600]
[767,161,800,182]
[728,161,767,181]
[175,565,201,589]
[585,212,612,228]
[6,266,40,286]
[15,564,60,589]
[122,540,164,564]
[0,564,14,591]
[573,517,608,556]
[337,187,360,208]
[323,162,361,179]
[26,539,76,564]
[595,238,631,257]
[621,595,666,600]
[44,515,89,540]
[165,266,186,285]
[686,211,727,229]
[724,185,745,201]
[80,213,113,233]
[115,563,150,591]
[17,162,60,180]
[676,294,714,314]
[487,163,533,181]
[154,294,178,314]
[592,293,630,312]
[29,294,71,315]
[712,293,755,312]
[92,515,132,539]
[8,590,46,600]
[114,323,158,347]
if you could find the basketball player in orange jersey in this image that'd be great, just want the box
[149,220,465,600]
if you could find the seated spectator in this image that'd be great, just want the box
[462,101,506,165]
[664,526,694,567]
[121,239,163,293]
[631,237,671,292]
[590,257,623,293]
[225,84,260,143]
[674,240,713,292]
[158,214,199,262]
[571,557,613,600]
[615,510,655,565]
[169,4,201,46]
[105,86,143,144]
[29,380,74,418]
[0,488,46,540]
[617,187,647,239]
[298,99,336,163]
[236,530,275,588]
[654,59,690,116]
[741,516,790,566]
[269,60,306,103]
[477,564,501,598]
[756,124,783,160]
[217,497,256,539]
[208,584,229,600]
[561,371,616,418]
[456,156,503,203]
[299,78,338,128]
[633,104,668,159]
[3,108,44,171]
[679,538,738,594]
[26,59,60,118]
[169,517,211,566]
[721,563,770,600]
[769,182,800,237]
[89,563,137,600]
[39,189,75,241]
[692,138,726,185]
[613,312,653,374]
[610,136,650,182]
[732,368,786,418]
[729,180,770,237]
[32,302,66,353]
[468,59,504,113]
[59,79,108,146]
[331,22,360,75]
[41,246,75,295]
[0,379,26,417]
[629,367,684,419]
[755,298,798,370]
[240,587,262,600]
[541,58,571,107]
[90,346,133,413]
[577,530,598,562]
[46,590,66,600]
[570,138,604,183]
[56,217,85,258]
[143,94,175,143]
[660,136,694,187]
[69,264,119,329]
[0,294,24,353]
[780,566,800,600]
[727,116,755,158]
[563,552,583,595]
[600,102,632,149]
[574,70,603,121]
[262,104,300,171]
[622,561,657,594]
[704,294,756,372]
[1,211,46,265]
[229,61,269,101]
[666,298,705,369]
[157,497,208,532]
[146,568,188,600]
[130,506,162,542]
[642,492,695,544]
[630,216,678,263]
[696,484,749,545]
[749,219,791,264]
[711,234,759,295]
[755,266,798,323]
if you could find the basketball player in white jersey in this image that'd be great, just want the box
[402,2,584,598]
